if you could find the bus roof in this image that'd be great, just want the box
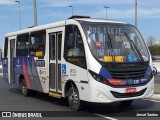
[4,17,127,38]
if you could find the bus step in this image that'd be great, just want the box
[49,92,62,98]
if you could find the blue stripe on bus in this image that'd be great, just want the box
[2,58,8,83]
[12,57,43,92]
[144,65,152,79]
[99,67,112,79]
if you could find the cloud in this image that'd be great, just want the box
[0,16,5,18]
[41,0,160,7]
[41,0,160,19]
[138,8,160,18]
[41,0,141,7]
[0,0,14,5]
[92,7,160,19]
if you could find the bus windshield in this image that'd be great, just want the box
[81,23,149,63]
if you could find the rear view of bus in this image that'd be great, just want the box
[79,20,154,105]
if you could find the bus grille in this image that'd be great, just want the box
[108,68,146,80]
[111,88,147,98]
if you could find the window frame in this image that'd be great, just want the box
[16,33,29,57]
[29,30,46,57]
[4,38,8,58]
[64,25,87,69]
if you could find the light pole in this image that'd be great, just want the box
[69,6,73,16]
[15,1,21,30]
[34,0,37,26]
[104,6,110,19]
[135,0,137,27]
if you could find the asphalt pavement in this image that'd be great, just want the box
[0,76,160,120]
[154,73,160,84]
[151,72,160,101]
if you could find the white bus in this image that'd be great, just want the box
[2,16,155,110]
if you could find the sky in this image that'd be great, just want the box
[0,0,160,48]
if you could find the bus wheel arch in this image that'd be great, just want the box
[64,80,76,97]
[19,74,24,86]
[64,80,84,111]
[19,74,30,97]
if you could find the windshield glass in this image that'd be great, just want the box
[81,23,149,63]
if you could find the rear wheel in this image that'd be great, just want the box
[120,100,133,106]
[68,86,83,111]
[21,79,30,97]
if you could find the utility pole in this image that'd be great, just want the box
[69,6,73,16]
[34,0,37,26]
[135,0,137,27]
[104,6,110,19]
[15,1,21,30]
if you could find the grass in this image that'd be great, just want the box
[153,60,160,62]
[154,84,160,94]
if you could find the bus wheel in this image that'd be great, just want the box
[21,80,30,97]
[120,100,133,106]
[68,86,83,111]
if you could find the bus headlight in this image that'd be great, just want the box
[148,72,154,81]
[89,70,109,84]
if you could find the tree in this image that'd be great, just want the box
[146,36,160,56]
[148,45,160,56]
[146,36,157,47]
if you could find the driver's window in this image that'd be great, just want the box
[64,25,86,69]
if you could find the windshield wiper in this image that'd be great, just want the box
[106,33,112,49]
[125,33,144,62]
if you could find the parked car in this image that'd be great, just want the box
[152,56,160,60]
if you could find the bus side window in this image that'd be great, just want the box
[16,34,29,56]
[64,25,86,69]
[4,38,8,58]
[29,31,46,57]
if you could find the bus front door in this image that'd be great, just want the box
[49,32,62,93]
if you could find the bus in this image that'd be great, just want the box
[2,15,155,110]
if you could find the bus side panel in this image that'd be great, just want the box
[14,57,24,86]
[2,58,8,83]
[14,57,43,92]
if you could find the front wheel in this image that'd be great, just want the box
[68,86,83,111]
[120,100,133,106]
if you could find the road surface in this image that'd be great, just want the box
[0,74,160,120]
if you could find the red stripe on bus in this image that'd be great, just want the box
[22,59,31,89]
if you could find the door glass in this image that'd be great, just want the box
[57,33,62,60]
[50,34,56,60]
[10,39,15,83]
[49,34,56,90]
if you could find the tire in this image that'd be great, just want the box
[68,86,83,111]
[21,79,30,97]
[120,100,133,106]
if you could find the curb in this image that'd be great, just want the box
[150,94,160,101]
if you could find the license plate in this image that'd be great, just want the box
[125,88,136,93]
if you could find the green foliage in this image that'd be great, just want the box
[148,45,160,56]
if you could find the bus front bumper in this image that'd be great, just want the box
[88,78,154,103]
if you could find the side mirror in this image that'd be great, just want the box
[153,66,157,76]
